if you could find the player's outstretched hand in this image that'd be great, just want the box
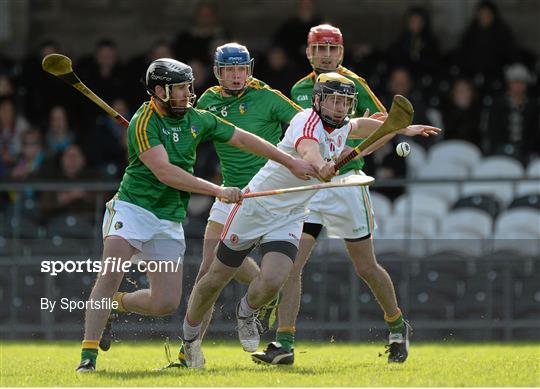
[219,187,243,204]
[318,161,336,182]
[288,158,318,181]
[400,124,441,137]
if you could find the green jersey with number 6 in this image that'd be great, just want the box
[291,65,386,173]
[197,77,302,189]
[117,98,235,223]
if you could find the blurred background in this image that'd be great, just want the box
[0,0,539,342]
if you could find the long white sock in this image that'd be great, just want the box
[238,295,257,317]
[182,316,201,342]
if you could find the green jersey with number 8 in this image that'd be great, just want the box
[117,98,235,223]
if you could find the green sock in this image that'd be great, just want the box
[81,348,98,365]
[387,314,405,334]
[276,331,295,352]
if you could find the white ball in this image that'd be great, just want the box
[396,142,411,157]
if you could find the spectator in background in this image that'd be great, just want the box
[45,105,74,160]
[382,67,437,149]
[77,39,126,111]
[76,40,126,162]
[349,42,387,87]
[440,78,482,145]
[258,45,301,94]
[0,74,15,96]
[0,96,30,168]
[18,40,72,125]
[273,0,321,73]
[91,98,130,177]
[41,144,97,218]
[487,63,539,163]
[189,59,214,96]
[457,0,518,78]
[10,128,45,181]
[387,6,440,79]
[125,40,174,111]
[173,3,228,65]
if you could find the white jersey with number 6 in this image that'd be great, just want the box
[248,108,350,215]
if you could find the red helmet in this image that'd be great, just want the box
[307,24,344,72]
[307,24,343,46]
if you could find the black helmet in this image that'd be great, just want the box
[313,72,357,128]
[145,58,196,116]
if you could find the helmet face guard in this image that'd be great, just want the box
[213,59,254,95]
[313,73,357,128]
[160,81,197,116]
[307,43,344,73]
[214,43,254,95]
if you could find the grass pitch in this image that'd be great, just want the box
[1,341,538,387]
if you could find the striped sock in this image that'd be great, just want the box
[81,340,99,365]
[276,327,295,352]
[384,309,404,334]
[113,292,127,312]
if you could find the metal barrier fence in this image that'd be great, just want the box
[0,178,539,341]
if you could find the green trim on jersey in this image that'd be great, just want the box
[290,66,386,173]
[197,77,301,188]
[117,99,235,223]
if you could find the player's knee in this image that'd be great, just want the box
[353,261,378,280]
[260,272,286,294]
[204,271,229,292]
[195,264,211,283]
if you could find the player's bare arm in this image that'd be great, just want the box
[347,116,441,156]
[139,144,241,203]
[348,117,387,139]
[296,138,335,181]
[398,124,442,137]
[227,127,317,180]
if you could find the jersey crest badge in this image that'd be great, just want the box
[114,221,123,230]
[239,103,248,115]
[190,126,200,139]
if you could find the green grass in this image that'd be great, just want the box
[1,341,538,387]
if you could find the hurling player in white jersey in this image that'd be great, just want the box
[180,72,410,367]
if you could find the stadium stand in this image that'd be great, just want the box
[1,0,538,343]
[410,161,468,204]
[426,140,482,173]
[461,156,525,205]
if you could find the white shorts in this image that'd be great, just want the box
[307,170,376,240]
[102,199,185,263]
[208,198,233,226]
[220,197,308,251]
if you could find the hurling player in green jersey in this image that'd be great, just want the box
[253,24,440,366]
[76,58,316,373]
[166,43,302,368]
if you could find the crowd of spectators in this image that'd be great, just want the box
[0,0,538,223]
